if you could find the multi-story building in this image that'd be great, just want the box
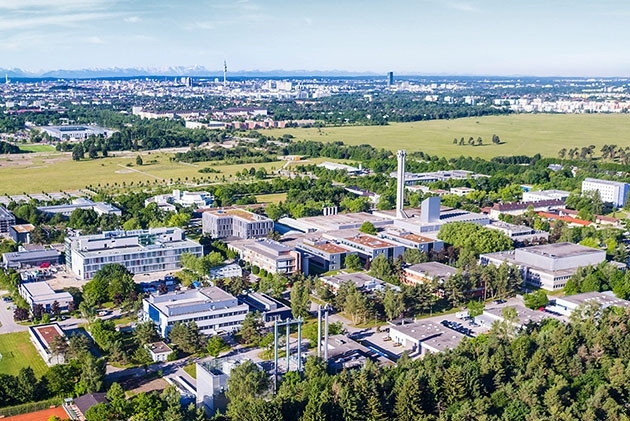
[295,236,355,274]
[379,229,444,254]
[9,224,35,244]
[3,248,62,269]
[0,206,16,233]
[145,189,214,209]
[65,227,203,280]
[202,209,273,239]
[37,198,122,217]
[522,189,570,202]
[486,221,549,244]
[581,178,630,208]
[323,231,405,263]
[402,262,457,285]
[480,242,606,291]
[230,239,300,275]
[489,199,564,219]
[142,287,249,337]
[38,125,115,140]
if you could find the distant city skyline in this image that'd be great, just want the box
[1,0,630,77]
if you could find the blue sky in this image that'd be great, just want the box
[1,0,629,76]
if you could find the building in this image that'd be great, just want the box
[230,239,300,275]
[28,323,67,366]
[202,208,273,239]
[209,263,243,280]
[295,236,356,274]
[581,178,630,207]
[281,212,393,233]
[486,221,549,244]
[489,199,564,219]
[19,282,73,312]
[9,224,35,244]
[320,272,393,294]
[387,72,394,86]
[197,358,250,415]
[323,231,405,263]
[238,292,292,323]
[145,189,214,209]
[480,242,606,291]
[392,170,476,186]
[38,125,115,140]
[522,189,570,202]
[145,341,174,362]
[2,248,62,269]
[37,198,122,217]
[389,321,467,355]
[0,206,16,233]
[72,393,108,420]
[483,304,549,328]
[142,287,248,337]
[65,227,202,280]
[326,335,391,372]
[379,228,444,254]
[548,291,630,316]
[450,187,476,196]
[317,161,363,175]
[402,262,457,285]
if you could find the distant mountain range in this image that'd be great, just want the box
[0,66,381,79]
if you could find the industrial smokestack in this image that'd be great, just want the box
[396,150,408,219]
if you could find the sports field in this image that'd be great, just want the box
[272,114,630,159]
[0,331,48,377]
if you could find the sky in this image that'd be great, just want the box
[1,0,630,76]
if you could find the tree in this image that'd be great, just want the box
[72,143,84,161]
[345,254,362,271]
[32,304,44,320]
[344,285,368,325]
[524,290,549,309]
[359,221,378,235]
[106,382,131,420]
[402,248,427,264]
[239,311,264,345]
[369,254,393,282]
[134,321,158,346]
[49,333,68,362]
[290,279,311,319]
[466,300,484,317]
[226,360,270,403]
[136,155,143,166]
[50,300,61,316]
[67,334,90,360]
[206,335,230,357]
[383,288,404,320]
[13,307,29,321]
[16,367,38,403]
[168,321,203,354]
[133,346,153,373]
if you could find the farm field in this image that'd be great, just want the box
[272,114,630,159]
[0,331,48,377]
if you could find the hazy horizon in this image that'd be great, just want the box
[2,0,630,77]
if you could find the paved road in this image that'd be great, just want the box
[0,291,27,334]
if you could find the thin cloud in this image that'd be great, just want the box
[446,2,478,12]
[0,12,114,31]
[0,0,108,11]
[86,36,105,44]
[124,16,141,23]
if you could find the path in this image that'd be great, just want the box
[117,164,165,181]
[0,291,27,334]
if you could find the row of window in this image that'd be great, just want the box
[166,310,248,325]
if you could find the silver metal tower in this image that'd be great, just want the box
[396,150,408,219]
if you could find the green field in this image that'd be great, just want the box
[272,114,630,159]
[18,144,57,153]
[0,331,48,377]
[255,193,287,204]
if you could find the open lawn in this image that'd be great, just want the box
[0,151,283,196]
[255,192,287,204]
[17,144,57,153]
[0,331,48,377]
[272,114,630,159]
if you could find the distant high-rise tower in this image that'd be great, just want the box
[5,74,9,84]
[223,60,228,87]
[396,150,408,219]
[387,71,394,87]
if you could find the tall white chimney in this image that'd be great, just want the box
[396,150,407,219]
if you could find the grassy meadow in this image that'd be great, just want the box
[272,114,630,159]
[0,331,48,377]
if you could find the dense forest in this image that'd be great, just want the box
[222,305,630,420]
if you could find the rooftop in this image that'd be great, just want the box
[32,323,65,350]
[483,305,548,326]
[406,262,457,279]
[556,291,630,309]
[146,341,173,354]
[342,233,398,250]
[583,178,629,187]
[382,229,435,244]
[206,208,266,222]
[391,321,467,351]
[11,224,35,233]
[520,242,603,259]
[0,206,14,218]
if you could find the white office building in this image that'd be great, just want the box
[19,282,73,312]
[142,287,249,337]
[480,242,606,291]
[65,227,203,280]
[202,209,273,239]
[581,178,630,208]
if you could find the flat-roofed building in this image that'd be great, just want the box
[2,248,62,269]
[483,304,549,328]
[145,341,174,362]
[319,272,393,294]
[229,239,300,275]
[197,358,252,415]
[146,189,214,209]
[38,125,115,140]
[19,281,73,312]
[317,161,362,175]
[202,208,273,239]
[28,323,67,366]
[37,198,122,217]
[142,287,249,337]
[379,228,444,254]
[295,236,356,274]
[389,321,467,355]
[238,291,292,322]
[480,242,606,291]
[0,206,16,233]
[548,291,630,316]
[9,224,35,244]
[402,262,457,285]
[489,199,564,219]
[209,263,243,280]
[582,178,630,208]
[284,212,394,233]
[323,231,405,262]
[66,227,202,280]
[486,221,549,244]
[522,189,570,202]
